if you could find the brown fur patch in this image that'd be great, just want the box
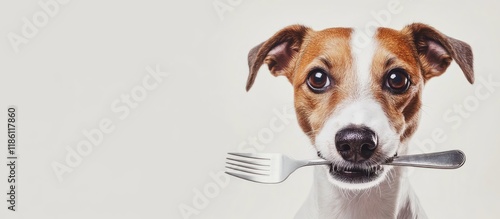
[291,28,355,143]
[371,28,424,141]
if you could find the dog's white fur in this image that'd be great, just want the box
[295,166,427,219]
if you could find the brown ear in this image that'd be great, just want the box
[246,25,310,91]
[403,23,474,84]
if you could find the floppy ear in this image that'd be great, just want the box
[403,23,474,84]
[246,25,311,91]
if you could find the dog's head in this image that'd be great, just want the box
[246,23,474,189]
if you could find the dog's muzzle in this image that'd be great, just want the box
[317,126,388,185]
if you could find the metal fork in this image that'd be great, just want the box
[225,150,466,184]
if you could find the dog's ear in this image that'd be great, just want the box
[246,25,311,91]
[403,23,474,84]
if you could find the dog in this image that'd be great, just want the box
[245,23,473,219]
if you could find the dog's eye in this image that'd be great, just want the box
[385,69,410,94]
[306,70,331,93]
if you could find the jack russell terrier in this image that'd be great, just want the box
[245,23,473,219]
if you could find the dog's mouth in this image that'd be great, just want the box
[319,152,398,186]
[328,164,383,183]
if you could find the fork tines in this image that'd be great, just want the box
[225,153,271,177]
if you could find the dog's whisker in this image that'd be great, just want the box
[377,184,382,198]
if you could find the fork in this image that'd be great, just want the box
[225,150,466,184]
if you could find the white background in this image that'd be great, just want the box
[0,0,499,218]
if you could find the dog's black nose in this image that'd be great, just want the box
[335,126,378,163]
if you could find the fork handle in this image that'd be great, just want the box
[304,159,331,166]
[385,150,466,169]
[302,150,465,169]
